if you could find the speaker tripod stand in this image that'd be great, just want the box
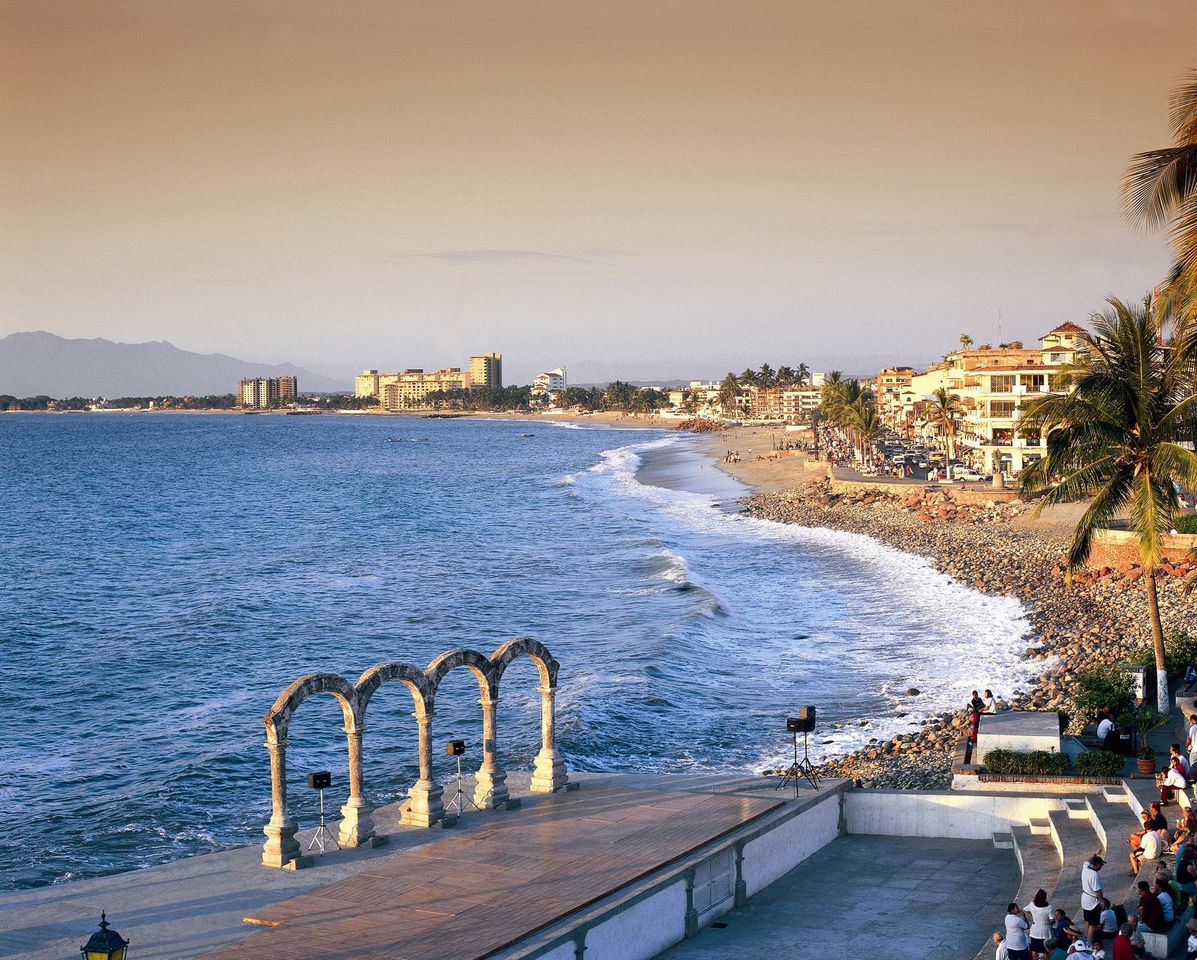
[307,786,341,854]
[776,728,820,797]
[444,752,482,818]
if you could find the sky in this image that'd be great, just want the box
[3,1,1197,385]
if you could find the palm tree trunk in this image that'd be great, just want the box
[1146,567,1169,713]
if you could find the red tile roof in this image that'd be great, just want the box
[1042,321,1085,337]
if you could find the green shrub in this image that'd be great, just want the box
[1057,710,1072,735]
[1130,630,1197,674]
[1073,669,1136,724]
[1075,750,1124,777]
[1175,515,1197,534]
[982,749,1069,776]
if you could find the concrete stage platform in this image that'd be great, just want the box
[1,772,838,960]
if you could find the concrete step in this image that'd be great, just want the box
[1029,817,1052,835]
[1047,808,1102,923]
[1011,825,1062,905]
[1064,798,1090,820]
[992,831,1014,850]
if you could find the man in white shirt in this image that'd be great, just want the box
[992,931,1008,960]
[1096,712,1116,748]
[1187,713,1197,766]
[1132,827,1166,876]
[1081,855,1105,943]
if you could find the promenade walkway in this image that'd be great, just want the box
[1,773,800,960]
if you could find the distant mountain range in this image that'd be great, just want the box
[0,332,347,397]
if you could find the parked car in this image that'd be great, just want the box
[955,468,988,482]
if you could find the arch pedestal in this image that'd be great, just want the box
[338,727,379,847]
[401,711,446,826]
[262,739,303,868]
[474,695,510,809]
[530,684,570,793]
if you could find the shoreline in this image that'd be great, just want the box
[684,425,1194,787]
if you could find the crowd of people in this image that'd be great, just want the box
[991,852,1197,959]
[989,710,1197,960]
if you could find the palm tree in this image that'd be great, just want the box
[758,363,776,388]
[718,373,741,416]
[844,396,880,464]
[739,368,758,388]
[796,362,811,385]
[928,387,964,478]
[775,365,795,386]
[960,334,974,350]
[1020,297,1197,712]
[1123,70,1197,315]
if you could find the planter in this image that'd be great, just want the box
[1138,756,1157,775]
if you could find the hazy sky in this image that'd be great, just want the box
[3,1,1196,384]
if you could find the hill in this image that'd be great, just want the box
[0,331,347,397]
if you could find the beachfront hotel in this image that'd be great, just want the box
[873,324,1084,474]
[237,375,297,409]
[355,352,502,409]
[470,352,503,390]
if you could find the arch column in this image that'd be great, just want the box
[530,684,569,792]
[262,737,302,868]
[338,725,377,847]
[473,695,509,809]
[402,710,445,826]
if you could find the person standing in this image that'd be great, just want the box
[1082,855,1106,943]
[992,931,1009,960]
[1025,889,1054,960]
[1187,713,1197,768]
[970,690,985,743]
[1004,902,1031,960]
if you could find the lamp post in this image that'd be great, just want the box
[80,912,130,960]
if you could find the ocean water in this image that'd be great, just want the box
[0,414,1037,890]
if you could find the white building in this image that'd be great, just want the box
[532,367,567,403]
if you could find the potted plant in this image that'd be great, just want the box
[1126,709,1169,774]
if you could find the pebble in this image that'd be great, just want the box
[745,479,1188,790]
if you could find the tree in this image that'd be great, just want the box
[775,365,796,386]
[796,362,811,385]
[960,334,974,350]
[738,368,758,388]
[757,363,776,388]
[1123,70,1197,315]
[927,387,964,478]
[843,396,880,464]
[1020,297,1197,712]
[718,373,741,416]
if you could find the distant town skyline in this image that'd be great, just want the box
[3,1,1196,384]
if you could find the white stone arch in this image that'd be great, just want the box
[261,672,360,868]
[490,638,568,793]
[423,648,503,810]
[355,662,438,826]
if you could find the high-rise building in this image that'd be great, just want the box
[236,376,294,409]
[469,353,503,390]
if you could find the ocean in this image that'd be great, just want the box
[0,413,1036,889]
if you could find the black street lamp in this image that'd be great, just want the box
[80,912,130,960]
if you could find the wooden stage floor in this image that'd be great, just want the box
[213,782,783,960]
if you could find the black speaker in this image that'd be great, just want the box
[445,739,466,757]
[307,771,331,789]
[787,707,816,733]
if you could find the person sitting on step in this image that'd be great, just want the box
[1137,881,1166,932]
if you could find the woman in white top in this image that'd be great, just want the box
[1004,902,1031,960]
[983,689,999,713]
[1024,889,1053,960]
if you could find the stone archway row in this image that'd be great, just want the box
[261,637,568,869]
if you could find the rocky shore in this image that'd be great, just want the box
[747,479,1195,789]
